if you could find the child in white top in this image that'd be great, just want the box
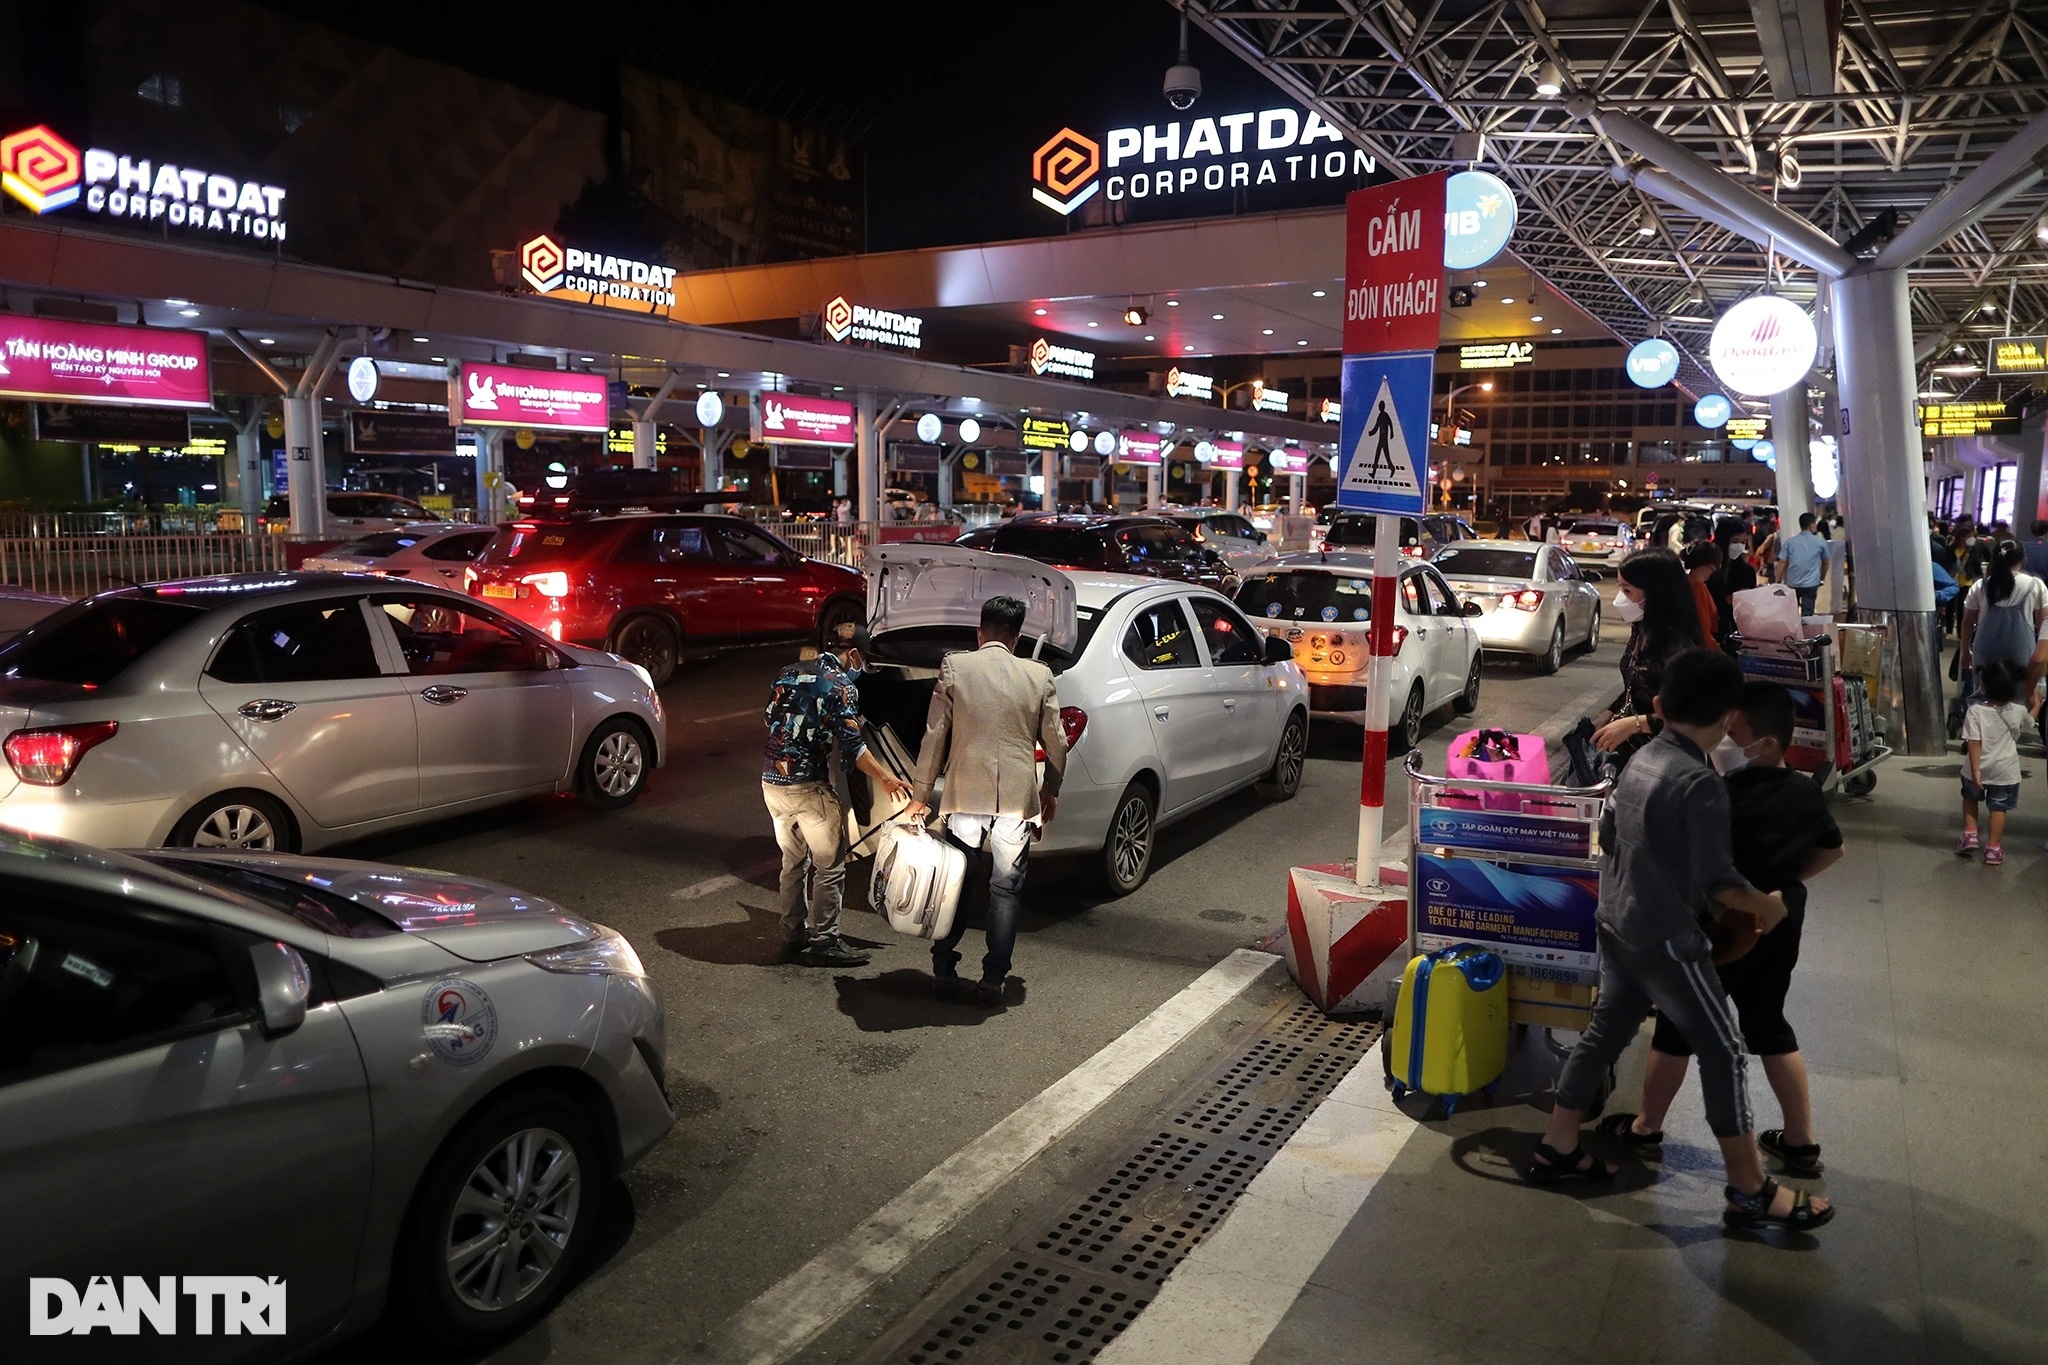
[1959,660,2029,866]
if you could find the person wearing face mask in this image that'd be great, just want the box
[1592,548,1706,762]
[1602,682,1844,1181]
[761,624,912,967]
[1709,521,1760,650]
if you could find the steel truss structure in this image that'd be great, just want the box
[1189,0,2048,403]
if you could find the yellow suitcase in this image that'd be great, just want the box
[1385,945,1508,1113]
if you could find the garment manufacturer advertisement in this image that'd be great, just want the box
[1415,807,1594,861]
[1413,851,1600,981]
[0,317,211,408]
[456,362,609,432]
[757,393,857,446]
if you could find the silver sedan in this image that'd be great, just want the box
[1430,540,1602,673]
[0,829,672,1354]
[0,573,665,852]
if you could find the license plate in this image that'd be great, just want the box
[481,583,517,599]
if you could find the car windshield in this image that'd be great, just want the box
[1568,522,1621,535]
[493,521,615,562]
[1325,517,1419,548]
[0,597,204,685]
[1433,546,1542,578]
[1236,572,1378,624]
[142,857,402,938]
[987,525,1107,567]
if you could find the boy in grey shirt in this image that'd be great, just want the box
[1527,648,1836,1234]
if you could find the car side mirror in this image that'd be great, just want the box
[249,940,310,1036]
[1263,634,1294,665]
[1462,600,1484,617]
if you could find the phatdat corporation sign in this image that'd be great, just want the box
[0,124,287,241]
[1029,338,1096,381]
[823,296,924,351]
[520,234,676,307]
[1030,106,1378,217]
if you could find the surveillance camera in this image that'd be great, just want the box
[1164,63,1202,110]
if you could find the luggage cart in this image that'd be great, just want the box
[1730,632,1892,797]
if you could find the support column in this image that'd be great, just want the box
[1146,463,1163,510]
[701,429,722,491]
[856,391,881,528]
[230,409,264,527]
[631,419,657,471]
[833,451,850,499]
[1770,382,1814,522]
[474,428,505,524]
[937,451,954,509]
[1224,465,1239,512]
[1290,474,1305,514]
[2014,420,2046,529]
[281,395,326,538]
[1832,268,1943,756]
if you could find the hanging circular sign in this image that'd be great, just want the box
[1751,439,1776,465]
[514,429,536,450]
[1730,435,1759,451]
[1194,440,1216,463]
[1443,170,1517,270]
[957,418,981,444]
[346,356,380,403]
[1094,430,1116,456]
[1709,296,1817,396]
[1694,393,1732,428]
[1068,428,1088,452]
[961,451,980,470]
[696,390,725,427]
[1625,339,1680,389]
[265,412,285,439]
[1810,437,1840,499]
[915,411,942,444]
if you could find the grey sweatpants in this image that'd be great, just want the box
[1556,922,1754,1138]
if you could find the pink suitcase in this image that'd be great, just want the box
[1446,729,1550,810]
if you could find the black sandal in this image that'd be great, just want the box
[1595,1111,1664,1153]
[1758,1129,1824,1176]
[1526,1140,1618,1185]
[1724,1178,1834,1232]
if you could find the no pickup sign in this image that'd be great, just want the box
[1338,173,1445,515]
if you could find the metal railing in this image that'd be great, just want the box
[0,534,288,598]
[759,520,879,567]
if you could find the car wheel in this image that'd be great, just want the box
[1539,620,1565,674]
[1582,604,1601,652]
[578,718,652,810]
[816,598,864,648]
[168,791,295,852]
[1258,710,1308,800]
[1099,780,1158,896]
[609,614,679,686]
[1396,683,1427,754]
[397,1089,605,1347]
[1454,656,1482,714]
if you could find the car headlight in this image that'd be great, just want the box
[526,926,647,977]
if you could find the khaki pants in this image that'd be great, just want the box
[761,781,847,941]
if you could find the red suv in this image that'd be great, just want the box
[468,514,865,684]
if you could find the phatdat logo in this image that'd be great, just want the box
[0,122,287,240]
[1030,128,1102,216]
[520,233,566,292]
[30,1276,286,1336]
[1030,107,1375,216]
[0,125,81,213]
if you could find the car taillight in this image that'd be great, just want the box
[463,566,478,590]
[5,722,119,786]
[1391,625,1409,651]
[521,571,570,598]
[1060,706,1087,747]
[1504,589,1544,612]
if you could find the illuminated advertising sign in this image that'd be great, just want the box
[823,295,923,351]
[1164,366,1215,400]
[457,363,608,432]
[1029,107,1378,218]
[1028,338,1095,380]
[1270,450,1310,473]
[1918,400,2018,437]
[1319,398,1342,423]
[757,392,857,446]
[1625,338,1680,388]
[0,317,209,409]
[519,234,676,307]
[1723,415,1768,449]
[1118,431,1165,465]
[1250,383,1289,414]
[1458,341,1534,370]
[1442,170,1516,270]
[1988,335,2048,376]
[1020,415,1071,451]
[1708,296,1817,397]
[1207,439,1245,471]
[1694,393,1732,428]
[0,123,286,242]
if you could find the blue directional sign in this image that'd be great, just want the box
[1694,393,1732,428]
[1626,338,1680,388]
[1336,351,1434,514]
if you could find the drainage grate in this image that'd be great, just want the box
[893,1000,1380,1365]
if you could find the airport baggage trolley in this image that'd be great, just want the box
[1730,632,1892,798]
[1402,751,1610,1034]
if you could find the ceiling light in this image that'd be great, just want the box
[1297,340,1309,346]
[177,308,200,317]
[1918,388,1949,399]
[164,298,190,306]
[717,371,731,377]
[412,335,429,342]
[1550,327,1563,334]
[1472,280,1488,289]
[1531,314,1544,322]
[2038,215,2048,243]
[1953,344,1967,355]
[1501,297,1516,305]
[257,337,275,346]
[1211,313,1224,320]
[1637,212,1656,236]
[1262,328,1274,335]
[1034,307,1048,316]
[1144,334,1156,340]
[1935,362,1984,376]
[579,356,595,362]
[1311,289,1327,298]
[1166,299,1181,307]
[1124,306,1147,326]
[834,385,845,391]
[1534,60,1565,97]
[430,356,444,362]
[1087,321,1099,327]
[1184,344,1196,351]
[1982,302,1997,313]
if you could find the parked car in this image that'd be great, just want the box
[1422,514,1481,547]
[0,574,664,853]
[1158,509,1282,576]
[0,829,671,1353]
[0,586,65,645]
[466,513,866,684]
[954,524,1002,550]
[978,515,1240,595]
[1315,513,1439,559]
[261,491,442,535]
[1560,518,1638,574]
[303,522,501,583]
[852,545,1306,896]
[1431,540,1602,672]
[1234,552,1482,747]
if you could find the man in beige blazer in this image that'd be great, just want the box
[905,595,1069,1006]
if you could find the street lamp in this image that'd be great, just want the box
[1440,379,1492,438]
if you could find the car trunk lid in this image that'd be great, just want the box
[867,544,1079,661]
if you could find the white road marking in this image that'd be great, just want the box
[670,862,779,902]
[700,948,1280,1364]
[692,708,762,724]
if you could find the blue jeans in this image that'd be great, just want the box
[933,815,1033,985]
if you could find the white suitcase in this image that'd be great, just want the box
[872,822,966,940]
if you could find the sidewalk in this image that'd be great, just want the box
[1105,735,2048,1365]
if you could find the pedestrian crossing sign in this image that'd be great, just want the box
[1335,352,1433,514]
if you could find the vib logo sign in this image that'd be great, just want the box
[0,124,82,214]
[520,234,566,292]
[1031,128,1102,216]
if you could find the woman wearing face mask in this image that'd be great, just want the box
[1709,521,1760,649]
[1593,548,1706,759]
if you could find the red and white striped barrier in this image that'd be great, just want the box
[1282,862,1410,1015]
